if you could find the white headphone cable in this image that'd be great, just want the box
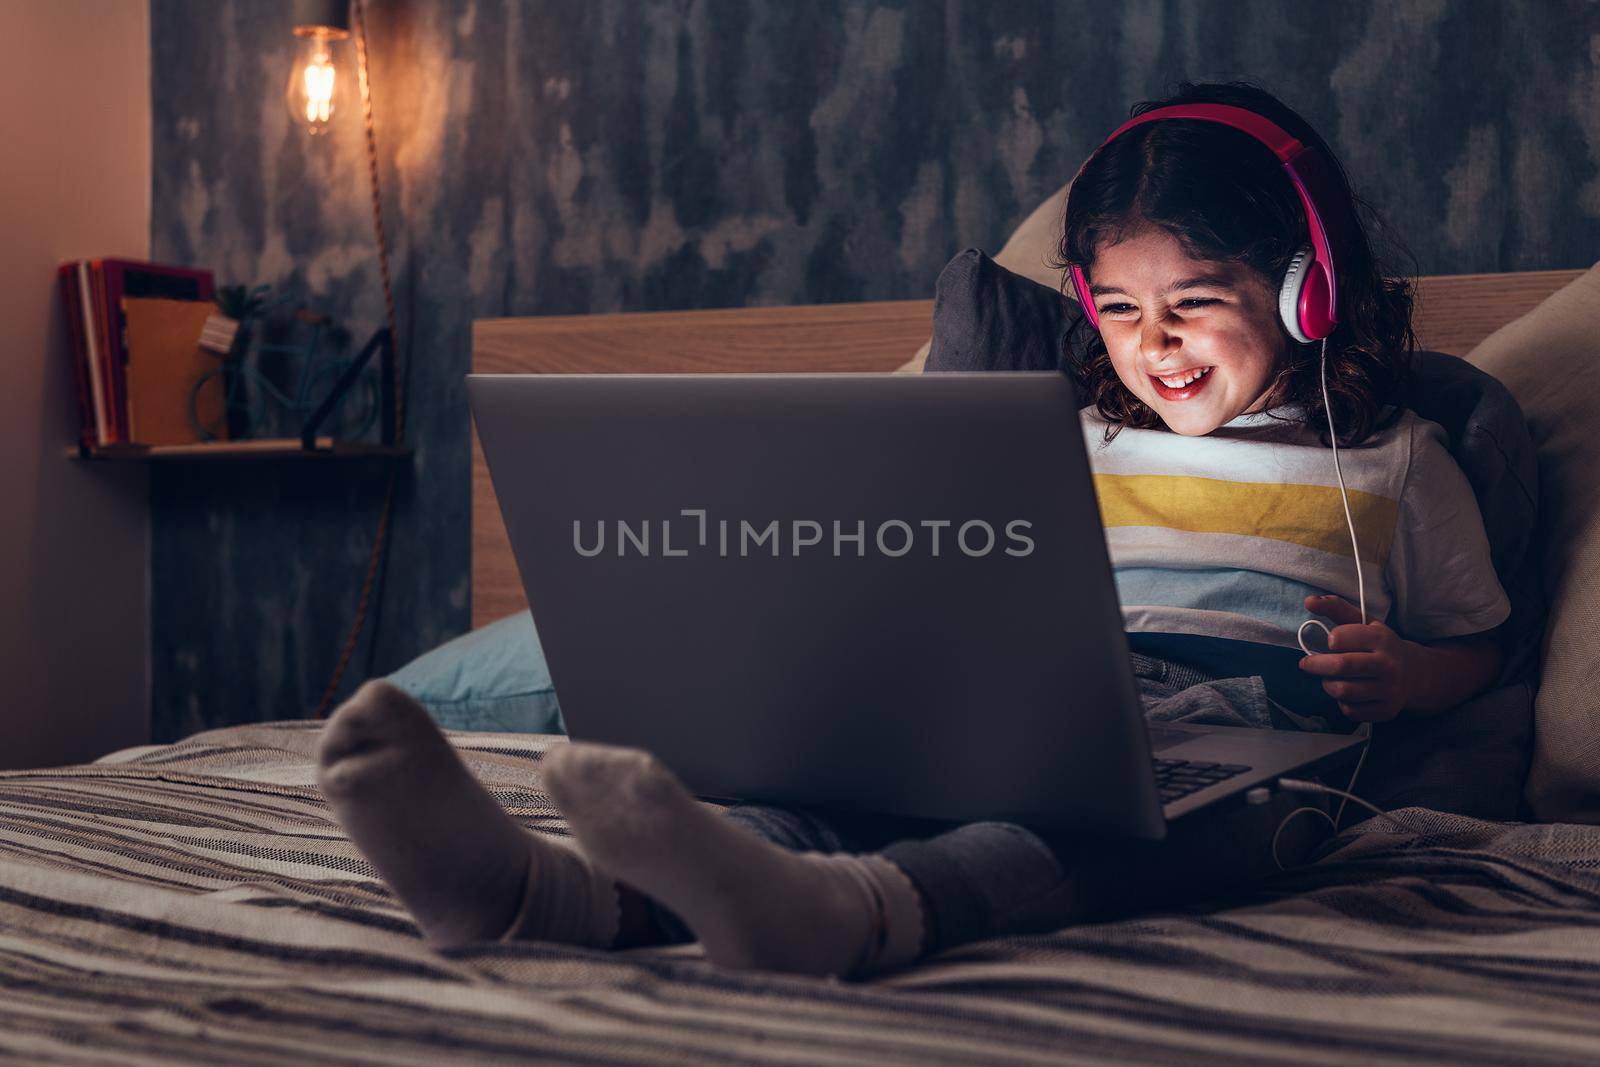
[1321,335,1367,626]
[1269,778,1430,871]
[1290,336,1374,831]
[1296,335,1368,647]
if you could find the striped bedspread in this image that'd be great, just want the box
[1,722,1598,1066]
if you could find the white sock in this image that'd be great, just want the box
[821,853,927,976]
[542,740,932,976]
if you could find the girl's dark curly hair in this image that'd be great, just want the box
[1056,81,1416,445]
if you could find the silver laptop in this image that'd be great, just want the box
[468,372,1363,839]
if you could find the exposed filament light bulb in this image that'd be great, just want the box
[285,3,351,136]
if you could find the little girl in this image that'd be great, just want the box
[317,81,1509,980]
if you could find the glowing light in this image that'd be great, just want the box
[285,29,349,135]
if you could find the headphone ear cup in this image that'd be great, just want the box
[1279,247,1314,344]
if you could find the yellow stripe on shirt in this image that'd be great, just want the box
[1092,473,1398,566]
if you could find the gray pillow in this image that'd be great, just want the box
[926,248,1088,374]
[925,247,1543,819]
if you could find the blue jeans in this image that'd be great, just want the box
[648,658,1337,955]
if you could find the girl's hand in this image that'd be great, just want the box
[1296,595,1411,722]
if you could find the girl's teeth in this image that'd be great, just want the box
[1159,367,1211,388]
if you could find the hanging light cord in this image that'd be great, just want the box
[350,0,405,442]
[313,0,404,720]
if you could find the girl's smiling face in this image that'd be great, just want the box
[1087,228,1290,436]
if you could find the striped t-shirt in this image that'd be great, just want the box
[1082,404,1510,650]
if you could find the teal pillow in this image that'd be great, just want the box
[387,610,566,733]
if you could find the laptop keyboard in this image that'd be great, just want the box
[1153,758,1252,805]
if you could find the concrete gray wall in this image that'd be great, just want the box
[148,0,1600,739]
[2,1,151,766]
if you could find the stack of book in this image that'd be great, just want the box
[57,258,226,448]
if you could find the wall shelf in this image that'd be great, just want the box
[73,438,412,462]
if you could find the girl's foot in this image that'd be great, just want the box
[316,681,619,948]
[542,741,926,977]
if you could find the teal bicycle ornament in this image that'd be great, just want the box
[189,285,384,445]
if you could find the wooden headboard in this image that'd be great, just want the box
[471,269,1583,627]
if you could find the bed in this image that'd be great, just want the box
[6,266,1600,1065]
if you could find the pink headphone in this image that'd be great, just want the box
[1067,103,1345,344]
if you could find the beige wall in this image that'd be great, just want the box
[0,1,151,767]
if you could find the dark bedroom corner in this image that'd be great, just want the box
[3,0,1600,1063]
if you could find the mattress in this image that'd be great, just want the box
[1,721,1597,1065]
